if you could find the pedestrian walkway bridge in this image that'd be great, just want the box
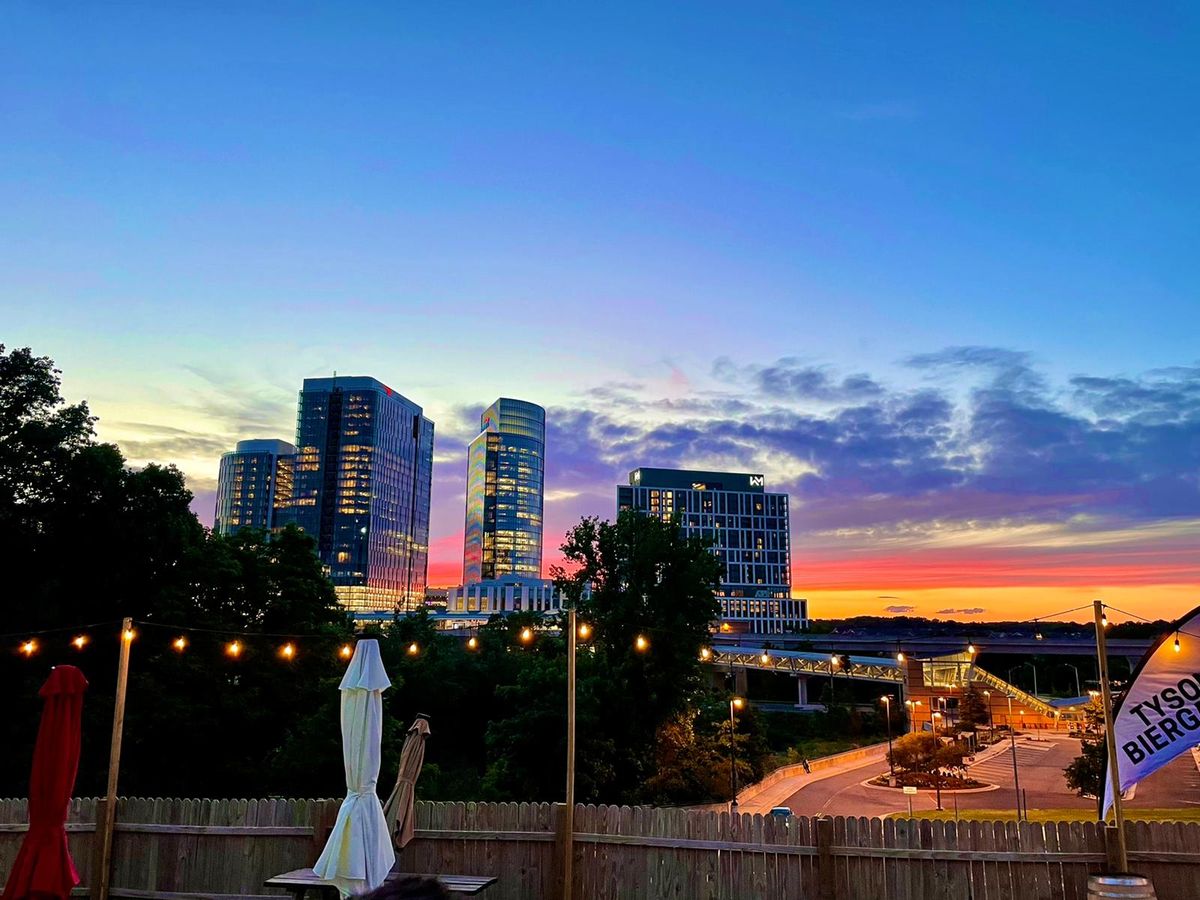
[708,646,1067,720]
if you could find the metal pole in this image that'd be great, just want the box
[1008,694,1022,822]
[1094,599,1128,872]
[883,697,894,776]
[563,608,576,900]
[97,617,133,900]
[729,700,739,811]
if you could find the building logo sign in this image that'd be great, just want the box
[749,475,765,487]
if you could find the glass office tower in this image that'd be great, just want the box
[617,468,807,634]
[462,398,545,583]
[291,376,434,613]
[214,439,296,535]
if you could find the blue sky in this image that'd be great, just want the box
[2,3,1197,618]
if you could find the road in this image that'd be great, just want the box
[761,736,1200,818]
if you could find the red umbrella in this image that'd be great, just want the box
[2,665,88,900]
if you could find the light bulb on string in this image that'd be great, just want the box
[635,634,649,652]
[407,642,420,656]
[280,642,296,660]
[577,623,591,640]
[467,636,478,650]
[339,643,354,659]
[519,627,533,644]
[1175,633,1181,653]
[699,647,712,661]
[760,651,770,665]
[122,627,136,643]
[20,639,37,657]
[226,640,242,658]
[72,635,89,650]
[173,636,188,652]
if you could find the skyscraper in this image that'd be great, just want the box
[617,467,807,634]
[213,439,296,535]
[462,398,545,583]
[290,376,434,613]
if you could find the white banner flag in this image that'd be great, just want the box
[1103,605,1200,817]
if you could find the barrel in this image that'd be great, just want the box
[1087,874,1156,899]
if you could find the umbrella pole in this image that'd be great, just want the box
[563,607,576,900]
[95,617,133,900]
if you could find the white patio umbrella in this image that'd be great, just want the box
[313,639,396,897]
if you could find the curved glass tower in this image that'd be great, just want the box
[463,398,545,583]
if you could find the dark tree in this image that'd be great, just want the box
[1064,738,1106,806]
[957,683,990,731]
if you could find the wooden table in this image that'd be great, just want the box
[265,868,496,898]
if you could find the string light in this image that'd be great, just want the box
[635,634,649,652]
[225,640,242,658]
[896,651,905,663]
[1174,633,1181,653]
[279,642,295,660]
[407,642,419,656]
[967,642,976,655]
[340,644,354,659]
[699,647,712,661]
[122,627,136,642]
[20,639,37,657]
[577,623,591,640]
[72,635,89,650]
[467,636,478,650]
[519,628,533,644]
[760,651,770,665]
[173,636,188,652]
[1102,614,1108,627]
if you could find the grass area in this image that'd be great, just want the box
[892,808,1200,824]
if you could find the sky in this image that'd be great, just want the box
[2,3,1198,623]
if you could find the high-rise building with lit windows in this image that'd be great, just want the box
[617,468,806,634]
[462,398,545,583]
[213,439,296,535]
[290,376,434,613]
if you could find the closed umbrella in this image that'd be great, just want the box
[383,717,431,849]
[313,640,395,897]
[3,665,88,900]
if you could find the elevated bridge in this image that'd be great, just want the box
[709,645,1068,720]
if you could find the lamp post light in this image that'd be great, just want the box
[983,690,993,743]
[881,696,895,777]
[1059,662,1082,698]
[1008,661,1038,699]
[729,697,745,812]
[829,654,840,708]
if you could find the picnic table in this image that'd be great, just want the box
[265,867,496,898]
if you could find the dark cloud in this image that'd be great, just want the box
[936,608,987,615]
[755,359,884,402]
[884,605,916,613]
[551,348,1200,540]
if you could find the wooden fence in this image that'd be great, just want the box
[2,798,1199,899]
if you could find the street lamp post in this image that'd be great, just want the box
[1059,662,1082,697]
[1007,693,1023,821]
[983,690,993,743]
[1008,661,1039,699]
[881,696,894,777]
[829,654,840,707]
[931,712,944,811]
[729,697,744,812]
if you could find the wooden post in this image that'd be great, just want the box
[816,815,835,900]
[1094,600,1129,872]
[95,617,133,900]
[563,607,576,900]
